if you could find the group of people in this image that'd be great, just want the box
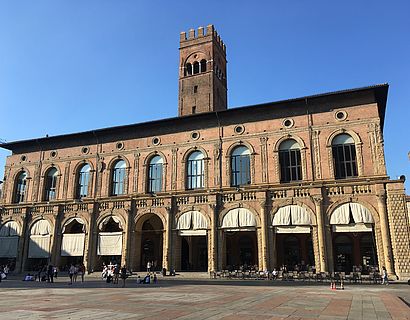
[0,265,10,282]
[68,264,86,284]
[101,262,129,287]
[33,264,58,283]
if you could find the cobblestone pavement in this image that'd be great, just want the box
[0,275,409,319]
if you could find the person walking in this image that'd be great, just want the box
[69,264,75,285]
[382,266,389,285]
[147,261,152,273]
[79,264,85,282]
[47,264,54,283]
[120,265,128,288]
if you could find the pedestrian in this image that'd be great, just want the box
[3,265,9,279]
[47,264,54,283]
[73,265,78,282]
[120,265,128,287]
[147,261,152,273]
[113,264,120,284]
[69,264,75,285]
[79,264,85,282]
[53,266,58,278]
[153,273,157,284]
[382,266,389,285]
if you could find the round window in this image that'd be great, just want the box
[50,151,58,158]
[283,118,294,128]
[335,110,347,121]
[116,142,124,150]
[152,137,161,146]
[234,125,245,135]
[81,147,90,154]
[20,155,27,162]
[191,131,200,140]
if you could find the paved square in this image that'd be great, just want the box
[0,275,409,319]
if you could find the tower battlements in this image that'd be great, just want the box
[180,25,226,52]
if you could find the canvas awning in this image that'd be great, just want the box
[272,205,312,226]
[221,208,256,229]
[97,232,123,256]
[330,203,374,225]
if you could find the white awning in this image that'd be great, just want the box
[97,232,123,256]
[61,233,85,256]
[30,220,52,236]
[178,230,207,236]
[176,211,208,230]
[272,205,312,226]
[0,221,20,236]
[330,203,374,225]
[98,216,122,231]
[221,208,256,228]
[0,237,19,257]
[332,224,373,233]
[62,217,86,233]
[28,235,51,258]
[275,226,311,234]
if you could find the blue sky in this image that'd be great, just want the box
[0,0,409,190]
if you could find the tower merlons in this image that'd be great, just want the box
[178,25,227,117]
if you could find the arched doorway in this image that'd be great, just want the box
[0,221,20,271]
[176,211,208,271]
[97,216,123,269]
[273,205,314,271]
[330,203,378,273]
[60,218,86,269]
[27,219,52,271]
[221,208,258,270]
[139,214,163,271]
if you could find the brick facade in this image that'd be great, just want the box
[0,25,409,280]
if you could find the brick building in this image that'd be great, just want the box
[0,25,409,279]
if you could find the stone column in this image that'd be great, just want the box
[259,200,268,270]
[50,209,60,266]
[377,192,395,276]
[313,196,327,272]
[209,204,218,272]
[15,212,28,273]
[217,229,224,270]
[163,206,173,270]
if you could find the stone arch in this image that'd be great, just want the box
[72,160,95,175]
[175,209,210,230]
[143,151,168,166]
[12,167,31,181]
[273,135,308,182]
[41,164,62,177]
[107,155,131,170]
[60,214,90,234]
[182,146,209,163]
[225,141,255,158]
[134,211,166,231]
[28,217,54,235]
[97,209,127,232]
[326,128,364,177]
[225,141,256,186]
[218,204,261,228]
[273,134,307,152]
[142,151,167,193]
[326,199,380,225]
[270,200,317,226]
[0,219,22,236]
[326,129,362,147]
[184,51,209,66]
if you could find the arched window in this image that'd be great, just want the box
[77,164,91,199]
[200,59,207,72]
[44,167,58,201]
[14,171,27,203]
[193,61,200,74]
[332,134,358,179]
[231,146,251,187]
[187,151,204,189]
[186,63,192,76]
[279,139,302,183]
[148,155,163,193]
[111,160,126,196]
